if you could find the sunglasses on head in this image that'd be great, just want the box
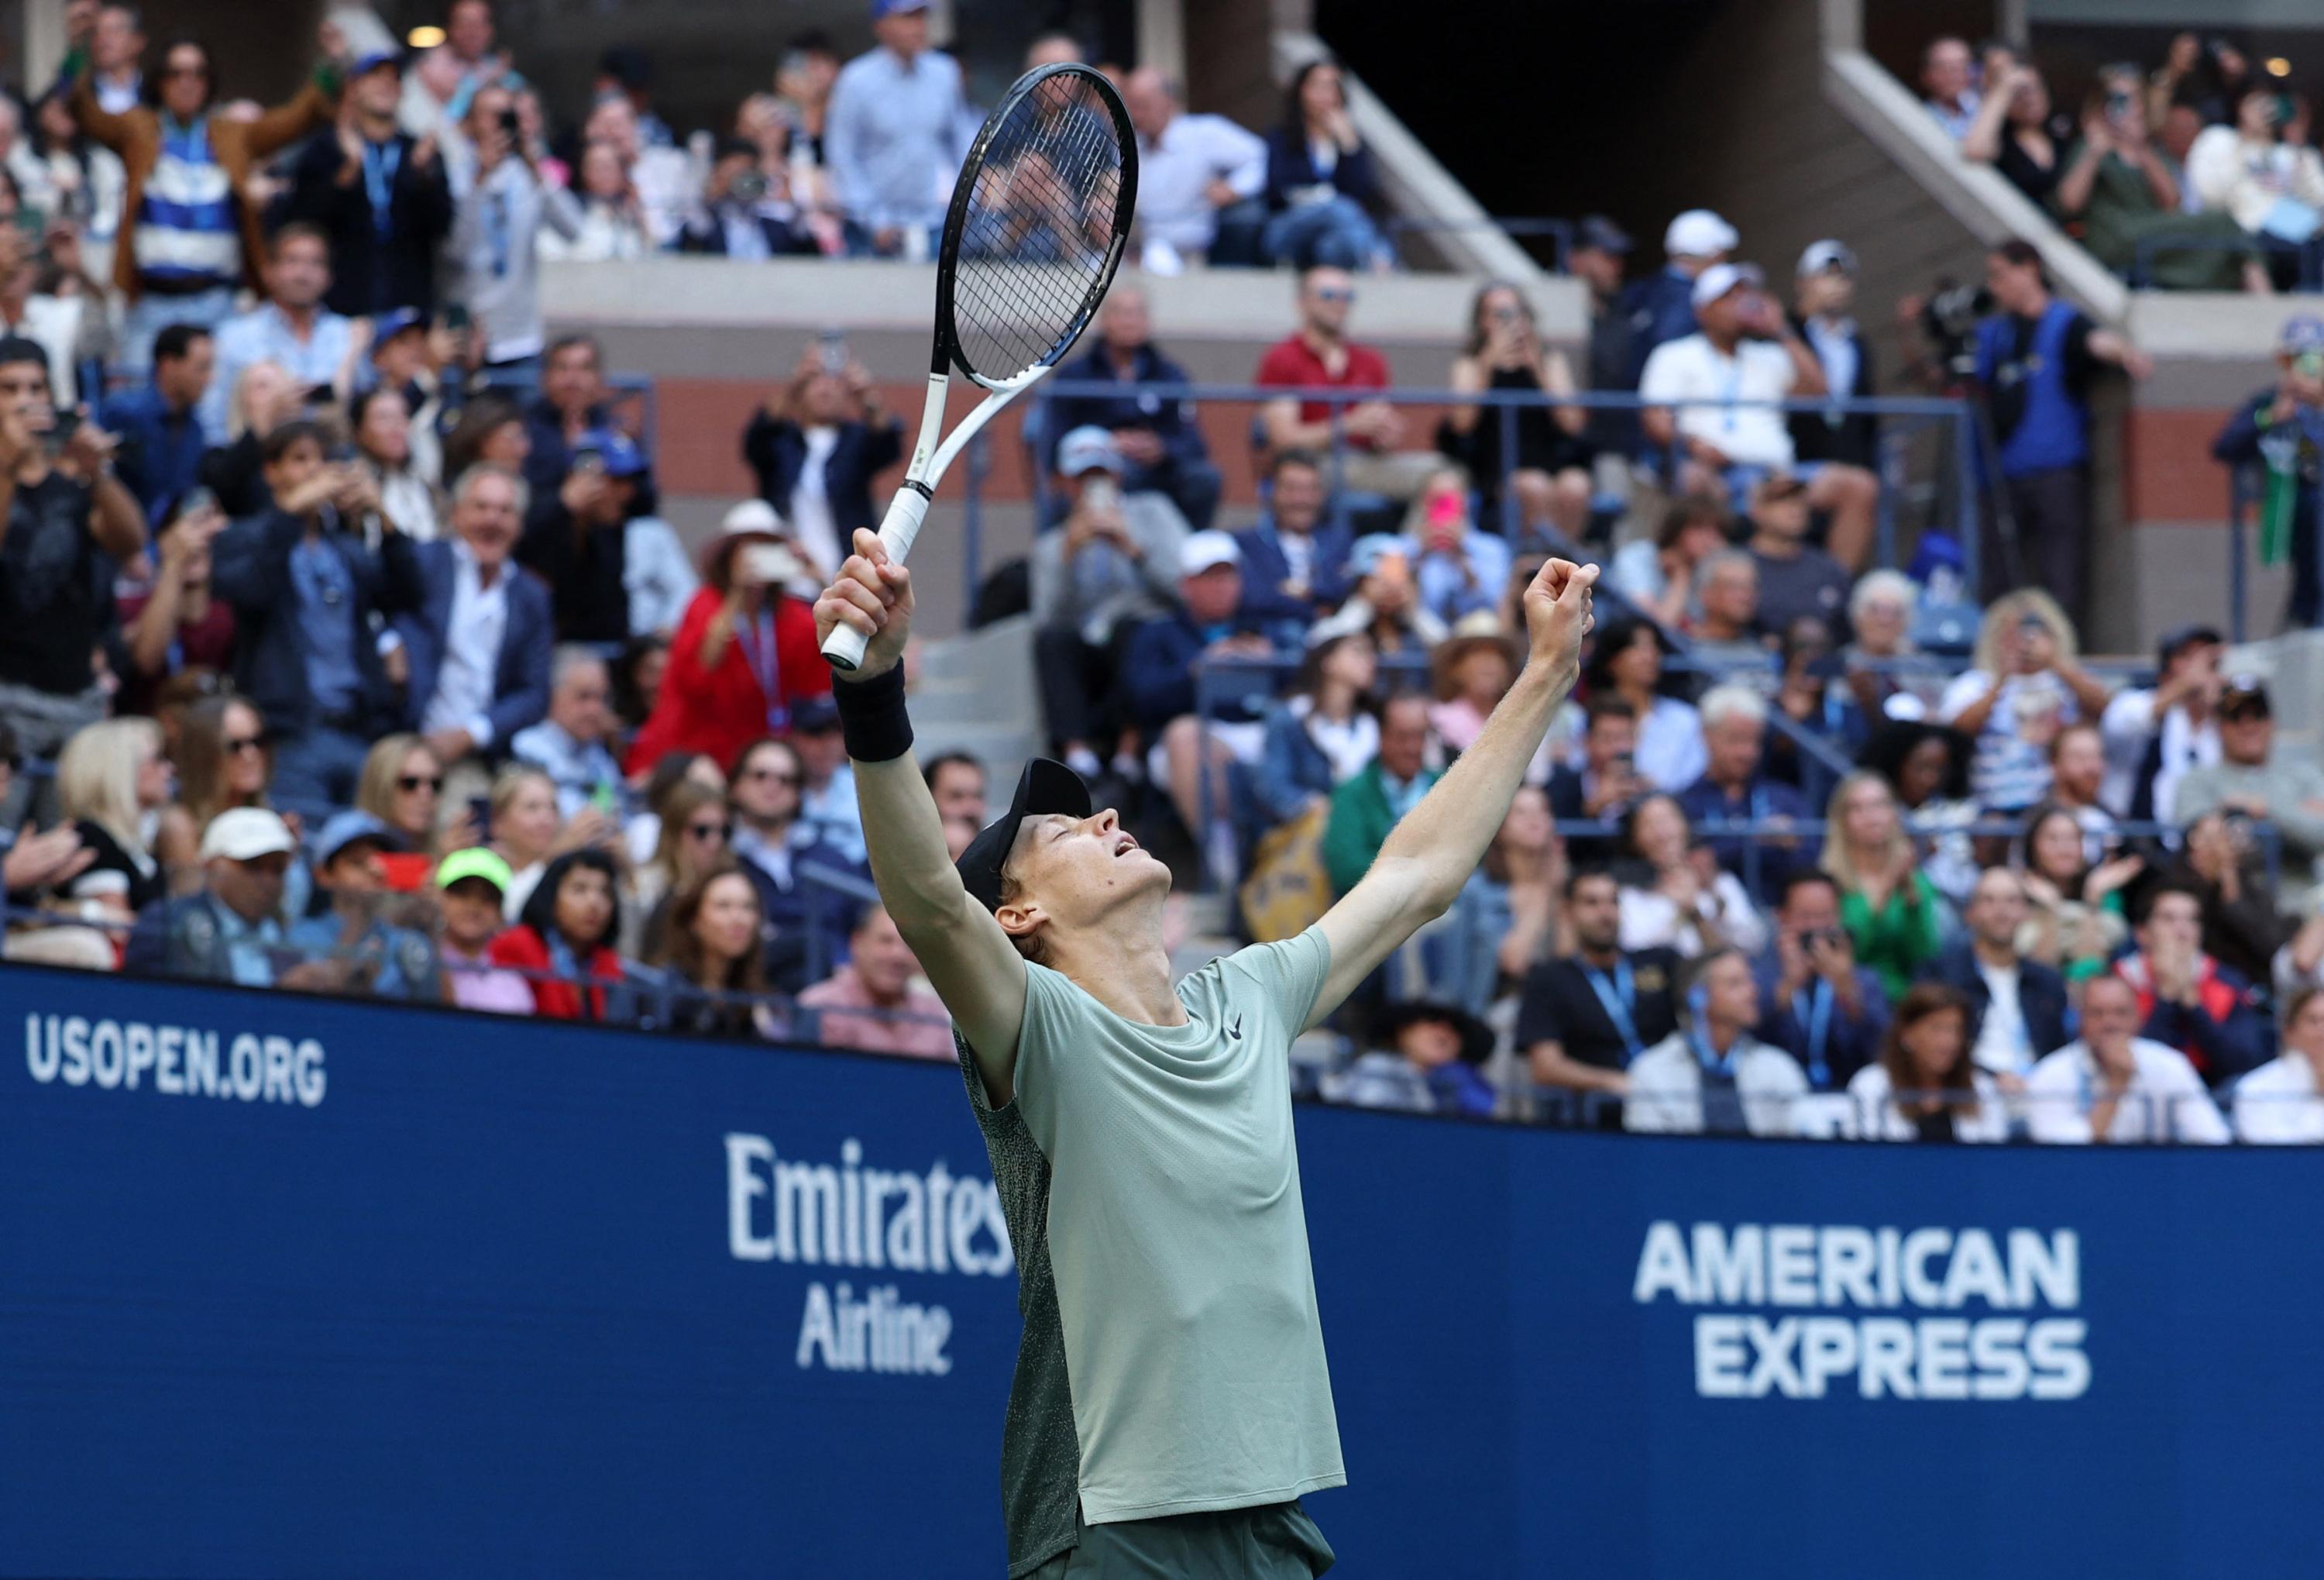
[398,774,444,793]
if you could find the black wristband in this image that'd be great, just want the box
[832,663,913,762]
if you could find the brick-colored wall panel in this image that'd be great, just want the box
[2124,407,2236,526]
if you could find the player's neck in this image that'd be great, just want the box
[1051,912,1187,1028]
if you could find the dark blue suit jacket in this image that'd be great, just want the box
[1232,517,1354,625]
[741,414,904,542]
[1919,941,2074,1062]
[394,540,555,747]
[211,508,422,738]
[1047,343,1210,471]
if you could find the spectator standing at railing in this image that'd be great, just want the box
[125,807,311,986]
[1786,246,1881,552]
[1401,467,1511,626]
[489,846,628,1022]
[2234,986,2324,1144]
[114,494,232,719]
[1846,983,2009,1141]
[2025,972,2229,1143]
[200,224,357,446]
[1963,59,2065,206]
[284,46,452,319]
[1049,286,1222,532]
[2099,621,2223,821]
[1920,37,1982,141]
[1030,426,1189,780]
[1616,793,1768,959]
[1261,56,1387,272]
[824,0,968,259]
[1972,240,2153,618]
[434,845,530,1013]
[1678,684,1813,906]
[2211,316,2323,630]
[744,349,904,591]
[101,322,211,525]
[65,24,342,374]
[1922,866,2072,1086]
[210,420,421,818]
[1256,266,1438,502]
[511,647,626,821]
[1937,590,2111,820]
[798,902,953,1060]
[1581,617,1705,793]
[286,811,439,1003]
[1119,69,1266,270]
[1233,449,1352,626]
[1605,493,1730,633]
[1622,209,1735,385]
[650,859,778,1040]
[1820,771,1944,1000]
[1753,870,1889,1091]
[0,338,146,797]
[2171,674,2324,873]
[1623,946,1805,1136]
[2113,883,2269,1088]
[1321,692,1439,901]
[1520,866,1679,1113]
[442,82,579,381]
[1441,281,1593,549]
[1567,215,1639,456]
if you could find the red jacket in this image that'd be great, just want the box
[625,587,831,776]
[486,924,624,1021]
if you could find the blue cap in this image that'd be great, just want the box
[1348,532,1408,579]
[315,810,404,866]
[370,307,425,349]
[2280,315,2324,356]
[352,46,404,77]
[574,428,648,479]
[871,0,929,16]
[1576,215,1632,255]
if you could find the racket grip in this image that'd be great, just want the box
[820,485,931,672]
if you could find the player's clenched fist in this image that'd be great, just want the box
[815,528,916,680]
[1522,556,1599,688]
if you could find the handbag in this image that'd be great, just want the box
[1238,800,1332,944]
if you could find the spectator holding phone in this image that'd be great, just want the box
[1753,870,1889,1091]
[1937,591,2112,818]
[115,492,232,717]
[1441,281,1593,546]
[624,515,831,777]
[1544,697,1647,864]
[518,426,638,645]
[2185,88,2324,283]
[1401,466,1509,625]
[2212,316,2324,628]
[2054,65,2257,293]
[443,81,579,381]
[2099,622,2223,821]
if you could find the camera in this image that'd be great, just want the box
[498,106,521,138]
[731,170,770,205]
[1919,277,1994,381]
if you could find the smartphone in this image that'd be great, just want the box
[443,301,471,334]
[740,542,796,584]
[816,329,849,374]
[43,407,79,454]
[11,207,43,239]
[467,795,492,840]
[1425,491,1464,531]
[572,448,606,475]
[180,485,218,519]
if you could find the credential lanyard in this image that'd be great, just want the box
[1792,979,1834,1089]
[734,609,788,733]
[1583,959,1643,1065]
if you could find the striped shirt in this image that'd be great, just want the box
[133,115,239,293]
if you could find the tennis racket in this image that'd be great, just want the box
[820,61,1138,670]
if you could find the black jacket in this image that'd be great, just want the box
[284,129,454,318]
[1920,942,2073,1063]
[211,507,423,738]
[741,413,903,542]
[1788,312,1879,469]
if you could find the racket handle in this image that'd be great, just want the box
[820,485,931,673]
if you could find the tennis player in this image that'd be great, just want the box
[816,528,1597,1578]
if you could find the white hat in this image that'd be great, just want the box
[720,499,784,535]
[1180,529,1241,575]
[1797,239,1858,277]
[1690,260,1764,310]
[1664,208,1738,260]
[1055,425,1123,477]
[200,807,296,862]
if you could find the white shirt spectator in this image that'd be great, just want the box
[1638,332,1800,471]
[825,43,969,234]
[2233,1054,2324,1145]
[2185,124,2324,239]
[1618,873,1769,959]
[1635,695,1707,791]
[202,301,358,445]
[622,515,699,638]
[1624,1031,1807,1135]
[1936,668,2078,811]
[1844,1063,2012,1142]
[803,765,866,866]
[1138,112,1267,255]
[420,542,509,746]
[2023,1038,2230,1145]
[2098,686,2219,820]
[1925,90,1981,142]
[1969,956,2036,1078]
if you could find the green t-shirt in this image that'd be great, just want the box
[957,926,1346,1573]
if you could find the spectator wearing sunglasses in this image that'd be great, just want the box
[354,734,445,857]
[1257,266,1441,502]
[625,776,731,960]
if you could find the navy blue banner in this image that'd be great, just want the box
[4,966,2321,1578]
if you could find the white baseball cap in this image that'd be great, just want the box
[1690,260,1765,310]
[1056,425,1123,478]
[1664,208,1738,259]
[1798,239,1858,277]
[1180,529,1241,575]
[199,807,297,862]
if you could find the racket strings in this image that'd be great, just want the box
[951,84,1124,380]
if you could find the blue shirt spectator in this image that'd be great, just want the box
[101,322,213,525]
[824,6,970,246]
[511,649,630,821]
[1752,871,1892,1091]
[200,224,355,443]
[1677,683,1817,905]
[285,811,439,1001]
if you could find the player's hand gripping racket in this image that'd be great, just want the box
[820,62,1138,670]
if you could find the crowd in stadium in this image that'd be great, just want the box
[0,0,2321,1145]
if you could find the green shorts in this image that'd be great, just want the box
[1027,1499,1336,1578]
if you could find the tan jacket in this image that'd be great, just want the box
[70,65,336,300]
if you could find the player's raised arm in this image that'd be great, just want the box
[816,529,1030,1102]
[1307,558,1598,1028]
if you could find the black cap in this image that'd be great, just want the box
[957,759,1092,914]
[2157,622,2223,667]
[1576,215,1632,255]
[2218,673,2271,718]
